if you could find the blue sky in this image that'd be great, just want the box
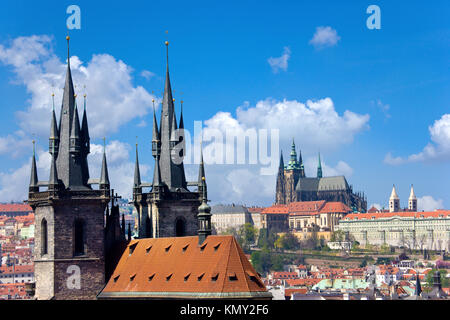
[0,0,448,209]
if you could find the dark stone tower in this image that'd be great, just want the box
[275,151,286,204]
[133,41,204,238]
[28,36,115,300]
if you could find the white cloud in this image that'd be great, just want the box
[140,70,156,80]
[203,97,369,152]
[196,97,367,205]
[309,26,340,49]
[0,141,149,202]
[0,35,156,157]
[372,99,391,119]
[267,47,291,73]
[384,114,450,165]
[417,195,444,212]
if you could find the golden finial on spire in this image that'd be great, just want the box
[202,176,205,181]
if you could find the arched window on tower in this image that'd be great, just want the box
[175,217,186,237]
[41,218,48,255]
[74,219,85,256]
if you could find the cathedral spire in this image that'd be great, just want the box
[299,150,305,178]
[99,138,110,190]
[56,36,88,190]
[81,94,90,155]
[48,144,59,191]
[197,145,207,198]
[29,140,38,193]
[317,152,323,178]
[133,142,141,190]
[158,41,182,189]
[49,94,59,156]
[279,150,284,170]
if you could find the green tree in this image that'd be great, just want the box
[280,233,301,251]
[425,269,449,288]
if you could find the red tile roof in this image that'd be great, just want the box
[262,201,351,216]
[285,278,321,287]
[344,210,450,220]
[0,204,32,213]
[99,235,271,299]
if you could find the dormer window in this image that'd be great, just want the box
[214,243,221,251]
[228,272,237,281]
[211,273,219,282]
[129,243,138,255]
[146,245,152,254]
[113,275,120,283]
[184,273,191,282]
[148,273,155,281]
[182,244,189,252]
[198,273,205,281]
[130,273,136,281]
[200,243,207,251]
[165,244,172,252]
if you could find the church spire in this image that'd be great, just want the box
[133,142,142,192]
[99,138,110,190]
[48,144,59,192]
[408,184,417,212]
[29,140,38,193]
[197,146,207,199]
[279,150,284,170]
[197,175,211,245]
[80,94,90,155]
[286,138,300,170]
[56,35,88,190]
[299,150,305,178]
[157,41,183,189]
[49,94,59,157]
[317,152,323,178]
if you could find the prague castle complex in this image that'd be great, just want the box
[275,140,367,212]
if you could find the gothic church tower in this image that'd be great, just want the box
[133,41,204,238]
[28,37,112,300]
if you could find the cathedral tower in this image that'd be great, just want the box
[389,184,400,213]
[408,184,417,211]
[133,41,204,238]
[28,36,112,300]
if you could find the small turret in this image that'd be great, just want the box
[151,100,161,158]
[197,176,211,245]
[317,152,323,178]
[29,140,39,194]
[49,94,59,157]
[80,94,90,155]
[133,143,142,196]
[48,142,60,193]
[299,150,305,178]
[69,97,81,155]
[99,139,110,193]
[197,147,206,198]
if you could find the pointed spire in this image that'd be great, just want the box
[99,138,110,189]
[198,146,205,185]
[151,100,160,158]
[197,175,211,245]
[279,150,284,170]
[317,152,323,178]
[56,35,87,189]
[29,140,38,192]
[390,184,399,199]
[69,97,81,155]
[49,94,59,156]
[409,184,417,200]
[179,100,184,129]
[299,150,305,178]
[128,222,132,241]
[80,94,90,154]
[134,142,141,189]
[121,214,126,238]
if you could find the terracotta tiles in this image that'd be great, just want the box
[99,235,270,299]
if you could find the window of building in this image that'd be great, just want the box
[41,218,48,255]
[74,219,85,256]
